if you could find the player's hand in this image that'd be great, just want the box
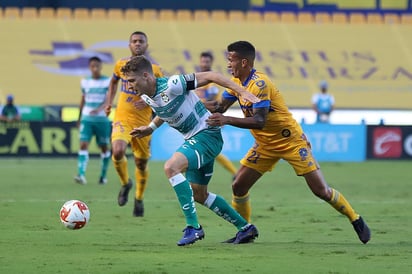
[104,104,111,116]
[203,100,218,112]
[130,126,153,138]
[239,91,260,103]
[206,113,227,127]
[134,99,147,110]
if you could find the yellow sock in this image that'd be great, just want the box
[135,167,148,200]
[112,155,129,186]
[232,193,252,223]
[216,154,237,176]
[328,188,359,222]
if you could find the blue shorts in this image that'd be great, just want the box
[176,129,223,185]
[79,120,111,146]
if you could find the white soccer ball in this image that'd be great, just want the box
[59,200,90,230]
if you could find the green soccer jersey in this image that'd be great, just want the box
[80,76,110,122]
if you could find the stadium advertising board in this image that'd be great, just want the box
[302,124,366,162]
[1,20,411,109]
[366,125,412,160]
[1,121,366,162]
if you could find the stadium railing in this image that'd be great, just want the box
[1,7,411,25]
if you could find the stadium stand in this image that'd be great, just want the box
[297,12,314,24]
[90,8,107,20]
[56,7,72,20]
[263,11,280,22]
[176,10,192,21]
[124,9,139,21]
[384,13,400,24]
[193,10,209,21]
[21,7,37,19]
[159,9,175,21]
[73,8,90,20]
[367,13,383,24]
[108,9,124,20]
[210,10,228,21]
[280,11,297,23]
[228,10,246,22]
[315,12,331,24]
[4,7,20,19]
[39,7,55,19]
[349,12,366,24]
[246,11,262,22]
[141,9,157,21]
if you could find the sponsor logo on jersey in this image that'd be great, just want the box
[372,127,402,158]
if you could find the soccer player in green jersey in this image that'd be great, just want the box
[125,56,260,246]
[74,56,111,185]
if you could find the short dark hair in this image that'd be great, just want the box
[130,31,148,41]
[227,41,255,62]
[121,56,153,75]
[88,56,102,64]
[200,51,214,61]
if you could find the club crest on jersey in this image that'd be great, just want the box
[160,92,170,103]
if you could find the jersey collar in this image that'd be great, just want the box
[242,69,256,87]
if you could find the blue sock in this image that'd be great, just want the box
[169,173,200,229]
[204,192,249,231]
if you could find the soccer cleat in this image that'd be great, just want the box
[224,224,259,244]
[352,216,371,244]
[177,226,205,246]
[133,199,144,217]
[74,175,87,185]
[98,177,107,185]
[117,179,133,206]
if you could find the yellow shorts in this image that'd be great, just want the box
[111,119,151,159]
[240,133,319,175]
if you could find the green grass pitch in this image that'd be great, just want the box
[0,158,411,273]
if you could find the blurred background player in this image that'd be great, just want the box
[195,52,237,178]
[74,56,111,185]
[104,31,163,217]
[312,80,335,123]
[1,94,21,122]
[207,41,370,244]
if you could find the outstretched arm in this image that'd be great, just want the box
[194,71,260,104]
[104,77,119,116]
[130,116,165,138]
[207,107,268,130]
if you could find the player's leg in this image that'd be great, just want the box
[216,153,237,177]
[111,121,133,206]
[303,169,371,244]
[231,165,262,223]
[130,135,151,217]
[75,121,91,184]
[164,151,203,246]
[95,121,111,184]
[288,134,370,244]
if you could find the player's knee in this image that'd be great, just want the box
[232,181,248,197]
[193,191,207,204]
[164,161,181,178]
[134,158,147,171]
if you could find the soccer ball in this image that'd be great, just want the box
[59,200,90,230]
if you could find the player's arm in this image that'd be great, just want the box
[130,116,165,138]
[77,95,85,127]
[194,71,260,104]
[104,76,119,115]
[207,107,268,130]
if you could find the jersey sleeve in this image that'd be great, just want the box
[222,90,238,102]
[112,60,122,80]
[80,79,86,94]
[250,79,271,109]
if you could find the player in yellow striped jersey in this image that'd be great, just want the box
[195,52,237,178]
[206,41,371,244]
[104,31,163,217]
